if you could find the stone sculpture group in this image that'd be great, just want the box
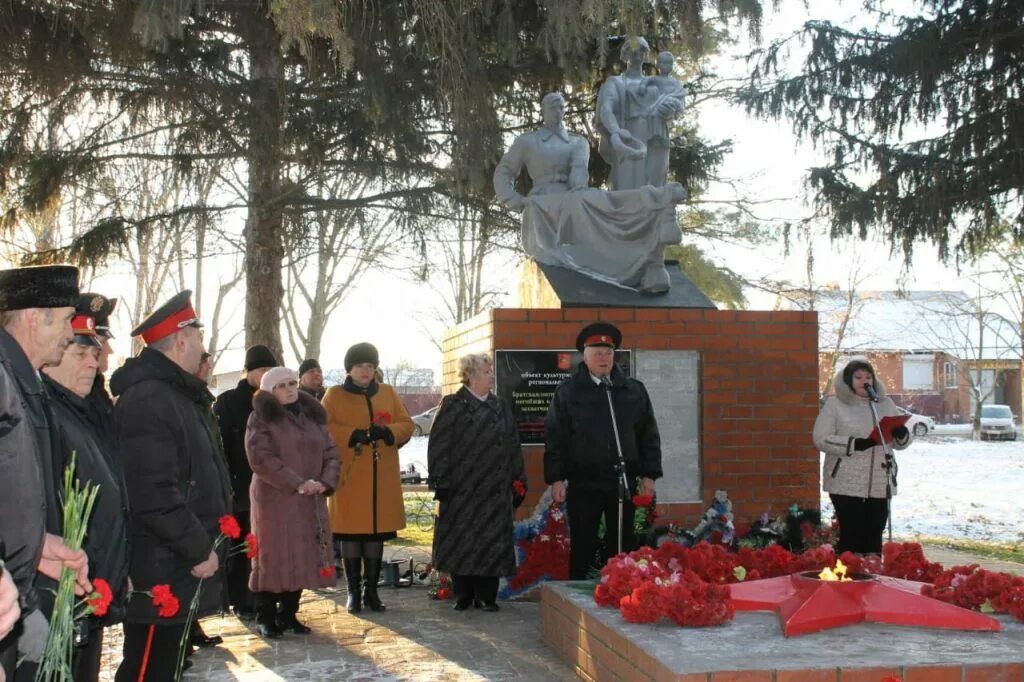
[493,37,687,294]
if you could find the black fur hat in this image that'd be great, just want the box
[244,345,278,372]
[344,342,379,372]
[298,358,321,376]
[0,265,80,311]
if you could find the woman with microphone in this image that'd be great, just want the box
[813,357,911,554]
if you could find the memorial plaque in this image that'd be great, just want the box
[635,350,701,502]
[494,349,632,445]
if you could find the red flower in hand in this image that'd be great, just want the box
[218,514,242,540]
[632,494,653,507]
[373,411,392,425]
[244,533,259,558]
[151,584,180,618]
[512,480,527,496]
[436,586,452,600]
[319,566,336,578]
[86,578,113,617]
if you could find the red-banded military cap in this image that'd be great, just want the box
[131,290,203,345]
[70,296,100,348]
[575,322,622,352]
[80,292,117,339]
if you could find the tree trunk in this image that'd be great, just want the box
[241,11,285,358]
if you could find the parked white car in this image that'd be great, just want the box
[980,404,1017,441]
[896,407,936,436]
[411,405,439,437]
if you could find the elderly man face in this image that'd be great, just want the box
[541,94,566,128]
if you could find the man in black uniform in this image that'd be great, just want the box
[82,293,117,451]
[213,344,277,619]
[544,322,662,579]
[110,291,231,682]
[0,266,90,680]
[41,300,130,681]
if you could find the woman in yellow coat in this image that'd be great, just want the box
[324,342,414,613]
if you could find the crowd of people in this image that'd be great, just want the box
[0,263,908,682]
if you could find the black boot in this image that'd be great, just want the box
[362,558,386,612]
[255,593,283,639]
[276,591,311,634]
[344,558,363,614]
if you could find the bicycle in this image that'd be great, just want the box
[404,491,438,531]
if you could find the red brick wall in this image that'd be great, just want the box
[442,307,821,529]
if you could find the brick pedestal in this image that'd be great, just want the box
[441,307,820,527]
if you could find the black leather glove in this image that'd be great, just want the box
[852,437,876,451]
[433,488,449,502]
[348,429,372,447]
[369,423,395,445]
[892,426,910,441]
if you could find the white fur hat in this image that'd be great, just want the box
[259,366,299,392]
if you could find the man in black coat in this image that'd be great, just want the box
[544,322,662,579]
[82,293,118,451]
[297,358,325,399]
[0,265,91,680]
[213,344,277,619]
[110,291,232,682]
[42,300,130,682]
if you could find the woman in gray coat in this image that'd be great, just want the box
[428,353,526,611]
[813,357,911,554]
[246,367,339,638]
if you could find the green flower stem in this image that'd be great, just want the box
[174,535,225,682]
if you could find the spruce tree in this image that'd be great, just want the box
[737,0,1023,260]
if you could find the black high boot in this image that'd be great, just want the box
[362,558,386,612]
[343,558,363,613]
[254,592,283,639]
[276,591,311,634]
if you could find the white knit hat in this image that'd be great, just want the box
[259,366,299,392]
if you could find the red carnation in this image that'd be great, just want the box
[373,411,392,425]
[244,533,259,558]
[86,578,113,617]
[632,494,653,508]
[319,566,336,578]
[151,584,180,618]
[218,514,242,540]
[512,480,527,496]
[436,586,452,600]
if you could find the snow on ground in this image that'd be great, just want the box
[402,434,1024,543]
[822,435,1024,543]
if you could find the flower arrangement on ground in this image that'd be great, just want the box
[498,488,569,599]
[592,540,1024,627]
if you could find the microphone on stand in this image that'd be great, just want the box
[864,383,879,403]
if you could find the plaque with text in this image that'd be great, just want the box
[495,349,632,445]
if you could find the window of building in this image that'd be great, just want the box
[902,354,935,391]
[943,361,958,388]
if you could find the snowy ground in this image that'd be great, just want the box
[400,434,1024,543]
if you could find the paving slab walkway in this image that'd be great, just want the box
[96,543,1022,681]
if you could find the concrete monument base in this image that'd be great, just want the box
[541,582,1024,681]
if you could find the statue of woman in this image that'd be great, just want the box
[595,37,685,190]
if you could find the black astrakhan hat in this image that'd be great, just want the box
[344,342,379,372]
[80,293,117,339]
[0,265,80,311]
[575,322,622,352]
[244,344,278,372]
[131,290,203,345]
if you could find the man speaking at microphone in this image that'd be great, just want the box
[544,322,662,579]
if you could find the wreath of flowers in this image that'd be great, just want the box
[498,489,569,599]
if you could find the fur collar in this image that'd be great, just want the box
[252,390,327,424]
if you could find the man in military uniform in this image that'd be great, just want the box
[0,265,90,680]
[544,322,662,579]
[82,293,117,450]
[213,344,277,620]
[110,291,231,682]
[41,298,130,681]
